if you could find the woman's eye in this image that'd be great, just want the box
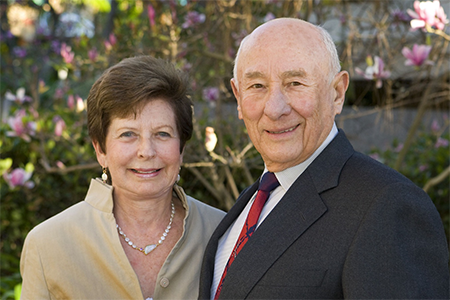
[157,131,171,138]
[119,131,135,138]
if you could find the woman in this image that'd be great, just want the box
[20,56,225,299]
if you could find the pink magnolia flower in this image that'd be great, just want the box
[431,119,440,132]
[6,109,36,142]
[104,33,117,51]
[355,56,391,89]
[264,12,276,23]
[147,4,156,28]
[3,168,34,189]
[203,87,219,102]
[402,44,434,67]
[60,42,74,64]
[394,143,404,152]
[407,0,449,31]
[5,87,32,104]
[88,47,98,62]
[419,164,428,172]
[67,94,75,110]
[435,137,449,148]
[108,33,117,46]
[53,116,66,137]
[182,11,205,29]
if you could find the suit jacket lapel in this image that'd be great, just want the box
[217,130,355,299]
[218,171,327,299]
[199,181,259,299]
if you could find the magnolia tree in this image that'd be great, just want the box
[0,0,449,298]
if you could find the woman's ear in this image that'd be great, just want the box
[92,141,106,167]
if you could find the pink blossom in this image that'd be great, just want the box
[182,11,205,29]
[88,47,98,62]
[431,119,440,132]
[419,164,428,172]
[407,0,449,31]
[355,56,391,89]
[391,8,411,23]
[56,161,66,169]
[435,137,449,148]
[394,143,404,152]
[104,34,117,51]
[203,87,220,102]
[53,116,66,137]
[264,12,276,23]
[6,109,36,142]
[67,95,75,110]
[54,88,65,99]
[147,4,156,28]
[5,88,32,104]
[3,168,34,189]
[60,42,74,64]
[402,44,434,67]
[108,33,117,46]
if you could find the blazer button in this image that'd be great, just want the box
[160,277,170,288]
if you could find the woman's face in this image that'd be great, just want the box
[93,99,182,202]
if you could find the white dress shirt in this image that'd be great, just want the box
[211,123,339,298]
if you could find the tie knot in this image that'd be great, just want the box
[259,172,280,193]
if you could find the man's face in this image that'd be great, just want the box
[231,20,348,172]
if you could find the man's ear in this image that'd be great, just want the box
[92,141,106,168]
[230,78,243,120]
[332,70,349,115]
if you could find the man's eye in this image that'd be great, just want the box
[290,81,301,86]
[251,83,264,89]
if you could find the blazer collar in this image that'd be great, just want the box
[215,130,355,299]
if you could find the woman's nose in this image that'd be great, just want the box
[137,138,156,159]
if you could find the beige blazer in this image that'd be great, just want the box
[20,178,225,300]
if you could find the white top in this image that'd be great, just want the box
[211,123,339,298]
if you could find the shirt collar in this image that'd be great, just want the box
[264,123,338,191]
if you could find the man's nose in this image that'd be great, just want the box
[263,87,292,119]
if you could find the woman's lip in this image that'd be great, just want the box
[131,168,161,174]
[266,124,300,134]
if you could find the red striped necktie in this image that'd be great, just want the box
[214,172,280,300]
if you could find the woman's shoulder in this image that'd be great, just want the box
[25,201,91,239]
[186,195,225,215]
[185,195,226,221]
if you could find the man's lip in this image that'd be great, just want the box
[266,124,300,134]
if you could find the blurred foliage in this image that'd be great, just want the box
[0,0,449,298]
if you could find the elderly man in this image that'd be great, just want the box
[199,18,449,299]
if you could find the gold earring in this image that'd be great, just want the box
[102,167,108,183]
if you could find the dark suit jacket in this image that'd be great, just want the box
[199,130,449,299]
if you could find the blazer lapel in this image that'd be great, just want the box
[217,130,355,299]
[199,181,259,299]
[218,172,327,299]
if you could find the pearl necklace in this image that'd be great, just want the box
[116,201,175,255]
